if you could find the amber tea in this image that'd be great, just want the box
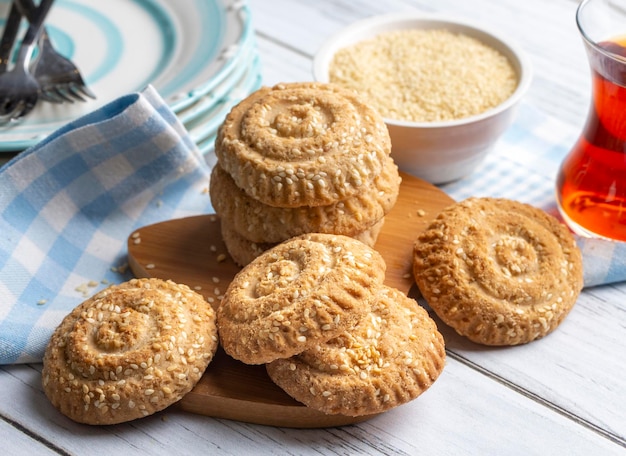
[556,36,626,241]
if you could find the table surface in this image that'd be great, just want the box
[2,0,626,455]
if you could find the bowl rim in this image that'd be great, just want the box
[312,12,533,128]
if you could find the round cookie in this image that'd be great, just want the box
[266,286,446,416]
[413,197,584,346]
[219,216,275,267]
[215,82,391,208]
[42,278,219,425]
[217,233,386,364]
[210,157,400,243]
[352,217,385,248]
[219,216,385,267]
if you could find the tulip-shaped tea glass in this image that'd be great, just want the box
[556,0,626,241]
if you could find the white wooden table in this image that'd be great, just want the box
[2,0,626,454]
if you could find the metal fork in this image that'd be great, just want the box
[0,2,22,73]
[17,0,95,103]
[0,0,54,120]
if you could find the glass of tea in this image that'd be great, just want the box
[556,0,626,241]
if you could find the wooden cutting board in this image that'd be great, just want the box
[127,172,454,428]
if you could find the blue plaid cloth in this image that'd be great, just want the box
[0,86,213,364]
[0,93,624,365]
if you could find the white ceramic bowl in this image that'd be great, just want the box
[313,13,533,184]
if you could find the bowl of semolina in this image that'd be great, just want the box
[313,13,532,184]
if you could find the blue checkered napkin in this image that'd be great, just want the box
[441,102,626,289]
[0,86,213,365]
[576,237,626,287]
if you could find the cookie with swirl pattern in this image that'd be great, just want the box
[266,286,445,416]
[215,82,391,208]
[413,197,583,345]
[217,233,386,364]
[210,157,399,243]
[42,278,219,424]
[219,216,385,267]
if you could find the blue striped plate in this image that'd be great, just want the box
[0,0,255,151]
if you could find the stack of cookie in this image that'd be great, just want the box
[218,233,446,417]
[210,82,401,266]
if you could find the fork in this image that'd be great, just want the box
[0,2,22,73]
[16,0,95,103]
[0,0,54,120]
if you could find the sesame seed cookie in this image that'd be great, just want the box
[219,216,275,267]
[413,197,584,345]
[266,286,446,416]
[215,82,391,208]
[220,216,385,267]
[210,157,400,243]
[42,278,219,425]
[217,233,386,364]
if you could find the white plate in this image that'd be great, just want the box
[176,37,258,127]
[0,0,253,151]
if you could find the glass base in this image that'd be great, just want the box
[556,202,620,241]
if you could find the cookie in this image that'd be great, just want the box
[217,233,386,364]
[210,157,400,243]
[220,216,385,267]
[215,82,391,208]
[413,197,584,345]
[352,217,385,248]
[42,278,219,425]
[219,216,275,267]
[266,286,446,416]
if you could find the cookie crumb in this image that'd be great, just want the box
[111,262,129,274]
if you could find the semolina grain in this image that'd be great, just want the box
[328,29,517,122]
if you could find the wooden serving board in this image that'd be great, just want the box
[127,172,454,428]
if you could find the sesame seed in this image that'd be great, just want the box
[329,29,517,122]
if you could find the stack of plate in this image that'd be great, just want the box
[0,0,262,162]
